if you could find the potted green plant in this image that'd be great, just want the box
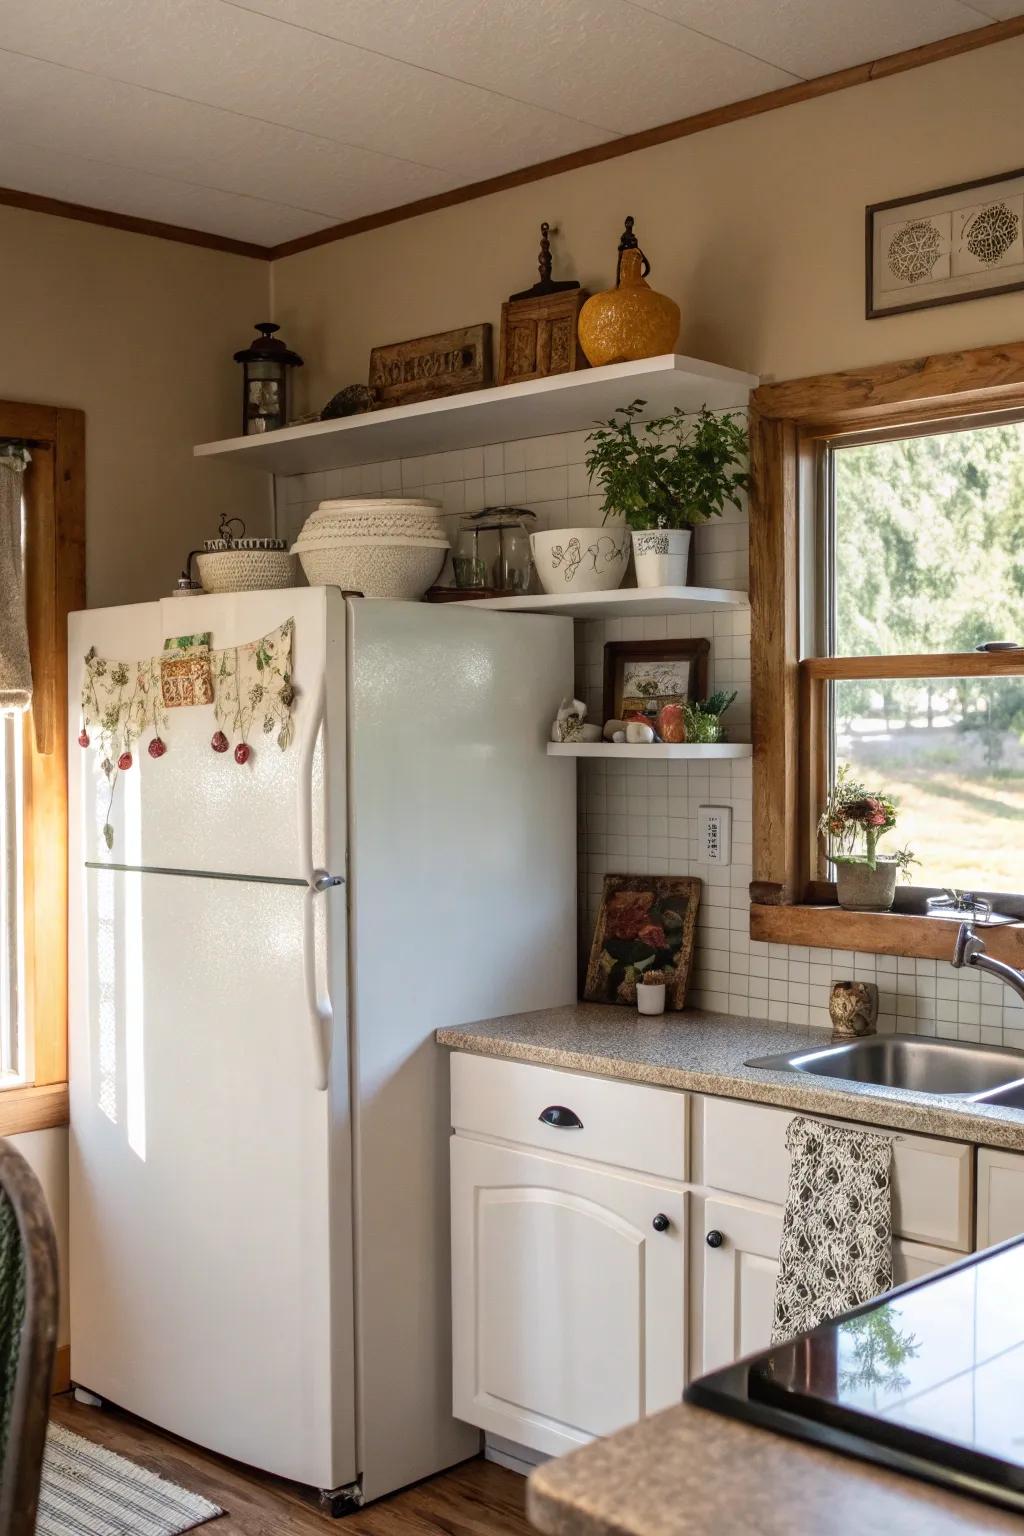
[585,400,749,588]
[819,766,918,912]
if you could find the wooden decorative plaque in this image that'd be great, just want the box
[368,324,492,407]
[498,290,588,386]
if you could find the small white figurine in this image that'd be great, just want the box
[551,696,587,743]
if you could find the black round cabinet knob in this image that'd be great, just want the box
[706,1229,724,1249]
[652,1213,671,1233]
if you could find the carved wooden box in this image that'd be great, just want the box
[498,291,588,386]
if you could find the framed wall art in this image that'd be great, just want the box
[602,638,709,726]
[584,874,701,1009]
[867,168,1024,318]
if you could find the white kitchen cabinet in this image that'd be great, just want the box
[977,1147,1024,1249]
[694,1095,973,1251]
[700,1195,782,1374]
[450,1136,685,1457]
[699,1197,957,1375]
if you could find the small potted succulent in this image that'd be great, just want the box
[819,766,918,912]
[636,968,669,1016]
[585,400,749,587]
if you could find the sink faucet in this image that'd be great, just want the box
[952,922,1024,1006]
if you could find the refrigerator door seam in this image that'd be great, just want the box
[83,860,309,887]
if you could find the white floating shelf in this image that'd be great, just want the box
[193,354,758,476]
[547,742,752,759]
[462,584,747,619]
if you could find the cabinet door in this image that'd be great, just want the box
[450,1137,685,1458]
[978,1148,1024,1249]
[700,1196,782,1374]
[698,1202,944,1374]
[892,1237,956,1286]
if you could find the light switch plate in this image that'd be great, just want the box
[698,806,732,865]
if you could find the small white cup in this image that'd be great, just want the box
[636,981,666,1016]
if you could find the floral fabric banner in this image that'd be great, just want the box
[79,619,295,847]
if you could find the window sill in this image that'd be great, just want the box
[0,1082,69,1137]
[750,904,1024,965]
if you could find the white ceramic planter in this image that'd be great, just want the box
[637,981,667,1016]
[531,526,629,595]
[632,528,691,588]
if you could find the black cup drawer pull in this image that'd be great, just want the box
[539,1105,584,1130]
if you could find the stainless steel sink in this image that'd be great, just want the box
[746,1036,1024,1097]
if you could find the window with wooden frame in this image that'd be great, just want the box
[749,340,1024,966]
[0,401,84,1135]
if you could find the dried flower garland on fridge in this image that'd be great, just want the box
[79,618,295,848]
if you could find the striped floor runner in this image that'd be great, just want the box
[37,1423,222,1535]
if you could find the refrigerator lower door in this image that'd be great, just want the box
[69,866,354,1491]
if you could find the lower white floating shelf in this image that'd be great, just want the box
[547,742,752,759]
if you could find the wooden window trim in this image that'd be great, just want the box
[748,339,1024,963]
[0,399,85,1130]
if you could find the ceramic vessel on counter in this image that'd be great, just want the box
[531,526,629,595]
[577,218,681,367]
[829,980,880,1039]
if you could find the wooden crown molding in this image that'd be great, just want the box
[0,186,269,262]
[2,15,1023,264]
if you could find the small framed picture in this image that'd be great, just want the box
[584,874,701,1009]
[602,638,709,725]
[867,167,1024,318]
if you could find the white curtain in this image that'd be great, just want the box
[0,451,31,712]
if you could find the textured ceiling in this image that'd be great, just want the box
[0,0,1018,247]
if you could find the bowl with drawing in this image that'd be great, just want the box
[531,525,629,596]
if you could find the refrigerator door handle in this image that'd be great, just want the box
[300,676,342,1091]
[304,871,343,1091]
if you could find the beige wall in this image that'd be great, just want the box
[274,37,1024,407]
[0,205,270,608]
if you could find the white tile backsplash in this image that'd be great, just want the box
[280,425,1017,1045]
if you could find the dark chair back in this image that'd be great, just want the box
[0,1139,58,1536]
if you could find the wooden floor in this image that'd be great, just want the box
[51,1397,534,1536]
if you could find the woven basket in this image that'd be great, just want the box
[196,549,296,593]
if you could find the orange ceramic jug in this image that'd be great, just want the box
[578,218,680,366]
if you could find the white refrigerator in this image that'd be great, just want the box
[68,588,576,1507]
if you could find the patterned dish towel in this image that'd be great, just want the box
[771,1116,893,1344]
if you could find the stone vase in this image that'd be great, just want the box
[829,980,879,1040]
[835,858,897,912]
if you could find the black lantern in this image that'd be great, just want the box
[233,322,303,435]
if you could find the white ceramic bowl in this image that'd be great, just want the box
[196,549,297,593]
[294,536,449,599]
[530,526,629,595]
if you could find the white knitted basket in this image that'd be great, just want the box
[196,549,297,593]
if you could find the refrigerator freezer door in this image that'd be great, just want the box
[68,865,355,1490]
[346,601,576,1501]
[69,588,338,880]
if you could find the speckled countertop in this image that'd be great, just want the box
[526,1401,1023,1536]
[436,1004,1024,1150]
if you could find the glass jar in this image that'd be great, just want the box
[455,507,536,594]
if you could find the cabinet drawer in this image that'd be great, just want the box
[450,1052,687,1181]
[695,1096,972,1252]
